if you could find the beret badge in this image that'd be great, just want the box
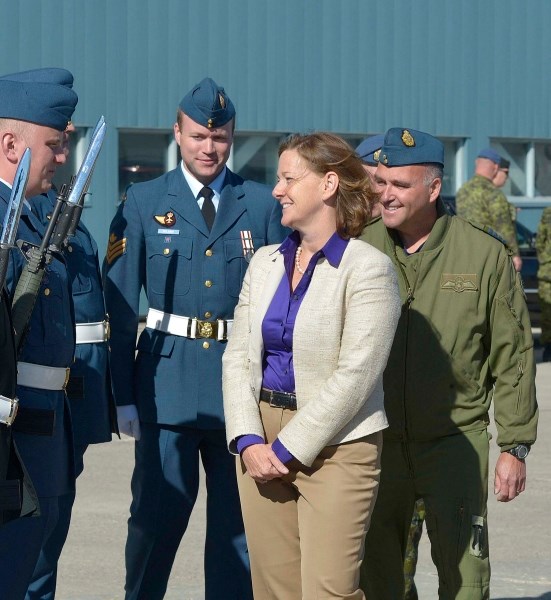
[373,149,381,162]
[401,129,415,147]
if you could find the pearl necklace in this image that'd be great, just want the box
[295,245,305,274]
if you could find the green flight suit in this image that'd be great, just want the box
[455,174,519,256]
[536,206,551,347]
[359,201,538,600]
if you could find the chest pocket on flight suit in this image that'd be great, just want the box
[147,236,193,296]
[224,237,265,298]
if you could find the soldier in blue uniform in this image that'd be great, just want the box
[4,66,115,598]
[12,67,115,598]
[104,77,287,599]
[0,72,78,599]
[1,290,39,527]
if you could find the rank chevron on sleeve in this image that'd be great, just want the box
[106,233,127,264]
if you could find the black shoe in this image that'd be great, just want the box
[543,344,551,362]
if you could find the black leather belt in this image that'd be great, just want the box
[259,388,297,410]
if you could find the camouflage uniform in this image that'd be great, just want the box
[404,499,426,600]
[536,206,551,354]
[455,174,519,255]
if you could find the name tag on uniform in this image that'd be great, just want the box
[158,229,179,235]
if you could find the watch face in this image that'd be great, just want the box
[516,445,529,459]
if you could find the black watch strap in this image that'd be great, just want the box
[506,444,530,459]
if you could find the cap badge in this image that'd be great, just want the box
[154,211,176,227]
[402,130,415,147]
[207,118,214,129]
[218,93,225,109]
[373,149,381,162]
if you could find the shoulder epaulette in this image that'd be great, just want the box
[461,219,511,251]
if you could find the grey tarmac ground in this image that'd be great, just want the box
[56,343,551,600]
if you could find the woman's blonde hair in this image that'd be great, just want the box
[278,132,377,238]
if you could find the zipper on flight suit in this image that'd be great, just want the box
[392,250,416,476]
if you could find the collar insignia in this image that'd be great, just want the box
[440,274,478,293]
[154,211,176,227]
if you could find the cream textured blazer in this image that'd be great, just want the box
[222,238,401,467]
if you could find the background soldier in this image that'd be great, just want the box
[104,77,287,599]
[456,147,522,272]
[536,206,551,361]
[0,71,78,598]
[356,134,384,218]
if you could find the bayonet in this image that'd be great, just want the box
[0,148,31,293]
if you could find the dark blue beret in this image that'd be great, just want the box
[477,148,502,164]
[1,67,74,89]
[0,69,78,131]
[355,134,385,166]
[179,77,235,129]
[378,128,444,167]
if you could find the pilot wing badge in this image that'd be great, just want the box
[440,273,478,293]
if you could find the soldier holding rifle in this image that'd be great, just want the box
[0,68,85,598]
[0,149,38,530]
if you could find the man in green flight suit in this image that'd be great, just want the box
[359,128,538,600]
[536,206,551,361]
[456,148,522,272]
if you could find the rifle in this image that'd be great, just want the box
[0,148,31,295]
[11,116,106,353]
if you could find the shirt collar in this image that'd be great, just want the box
[180,162,227,199]
[278,230,348,267]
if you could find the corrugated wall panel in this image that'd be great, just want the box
[1,0,551,249]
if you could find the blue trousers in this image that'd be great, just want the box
[25,445,86,600]
[124,423,252,600]
[0,393,74,600]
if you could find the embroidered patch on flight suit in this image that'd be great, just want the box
[154,211,176,227]
[106,233,127,264]
[440,274,478,293]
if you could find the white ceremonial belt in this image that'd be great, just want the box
[75,320,109,344]
[17,362,71,391]
[146,308,233,341]
[0,394,18,426]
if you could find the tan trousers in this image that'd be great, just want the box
[236,401,383,600]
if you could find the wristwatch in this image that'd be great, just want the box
[506,444,530,460]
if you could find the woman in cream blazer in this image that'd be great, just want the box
[223,132,400,600]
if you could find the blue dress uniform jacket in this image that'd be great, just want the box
[104,166,287,429]
[32,193,115,447]
[0,184,76,599]
[25,193,116,600]
[1,288,38,525]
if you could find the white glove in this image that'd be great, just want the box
[117,405,141,440]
